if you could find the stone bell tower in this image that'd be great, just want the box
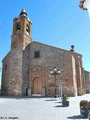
[8,9,32,96]
[11,9,32,50]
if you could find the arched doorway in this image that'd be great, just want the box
[33,77,42,95]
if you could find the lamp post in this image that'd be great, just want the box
[50,67,60,98]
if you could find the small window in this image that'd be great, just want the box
[5,64,7,70]
[34,51,40,58]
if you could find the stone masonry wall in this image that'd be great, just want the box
[84,70,90,93]
[1,52,11,95]
[22,44,30,95]
[28,42,75,96]
[8,35,23,96]
[75,53,85,95]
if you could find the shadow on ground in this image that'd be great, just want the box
[46,99,57,101]
[0,95,52,99]
[55,101,62,103]
[67,115,87,119]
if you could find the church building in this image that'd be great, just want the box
[1,9,88,97]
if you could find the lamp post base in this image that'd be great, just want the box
[55,94,58,98]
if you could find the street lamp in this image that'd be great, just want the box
[50,67,60,98]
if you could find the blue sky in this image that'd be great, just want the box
[0,0,90,83]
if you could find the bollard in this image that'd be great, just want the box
[88,110,90,120]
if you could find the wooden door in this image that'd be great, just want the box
[33,77,42,94]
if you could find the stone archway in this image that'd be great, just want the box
[33,77,42,95]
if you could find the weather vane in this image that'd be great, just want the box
[79,0,90,17]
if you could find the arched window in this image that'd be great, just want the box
[26,24,30,33]
[16,23,21,31]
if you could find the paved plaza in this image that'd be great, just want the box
[0,94,90,120]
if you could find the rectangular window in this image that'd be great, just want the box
[34,50,40,58]
[5,64,7,70]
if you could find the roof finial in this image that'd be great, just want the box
[19,8,27,16]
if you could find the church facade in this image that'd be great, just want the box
[1,9,89,97]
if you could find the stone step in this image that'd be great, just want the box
[32,94,41,96]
